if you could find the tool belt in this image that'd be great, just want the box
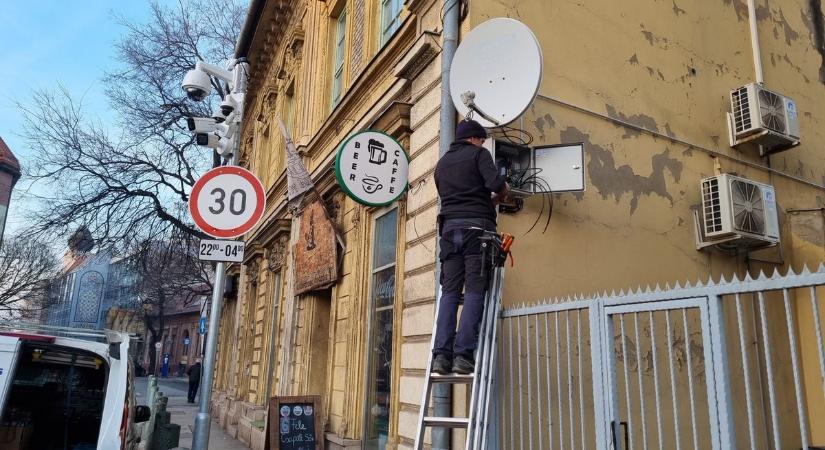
[477,230,514,275]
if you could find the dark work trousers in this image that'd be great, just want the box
[188,380,200,403]
[433,227,492,359]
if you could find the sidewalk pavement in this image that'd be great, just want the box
[157,377,247,450]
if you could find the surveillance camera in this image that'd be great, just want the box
[186,117,218,134]
[182,68,212,102]
[216,136,235,156]
[219,98,235,116]
[211,110,226,124]
[196,132,219,148]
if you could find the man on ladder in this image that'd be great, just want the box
[432,118,509,375]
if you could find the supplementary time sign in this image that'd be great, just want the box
[189,166,266,238]
[198,239,245,263]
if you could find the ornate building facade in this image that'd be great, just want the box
[211,0,825,448]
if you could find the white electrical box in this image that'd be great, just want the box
[533,143,585,192]
[483,139,585,195]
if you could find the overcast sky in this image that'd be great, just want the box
[0,1,164,234]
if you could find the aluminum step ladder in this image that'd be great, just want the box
[414,231,510,450]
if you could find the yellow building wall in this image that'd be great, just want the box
[467,0,825,447]
[214,0,825,447]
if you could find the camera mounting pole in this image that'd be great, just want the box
[190,59,248,450]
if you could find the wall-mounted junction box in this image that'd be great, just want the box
[483,139,585,196]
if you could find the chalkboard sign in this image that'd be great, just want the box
[267,395,322,450]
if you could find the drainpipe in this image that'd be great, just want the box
[432,0,460,448]
[747,0,765,83]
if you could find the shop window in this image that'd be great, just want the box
[364,208,398,449]
[379,0,402,47]
[332,10,347,105]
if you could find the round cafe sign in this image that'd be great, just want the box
[335,130,409,206]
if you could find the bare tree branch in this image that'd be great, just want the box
[0,235,59,318]
[128,230,213,374]
[17,0,247,247]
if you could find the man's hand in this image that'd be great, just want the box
[492,182,511,204]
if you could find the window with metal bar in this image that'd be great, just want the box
[364,208,398,450]
[332,10,347,105]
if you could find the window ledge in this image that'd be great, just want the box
[393,31,440,80]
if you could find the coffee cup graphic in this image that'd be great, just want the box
[362,175,383,194]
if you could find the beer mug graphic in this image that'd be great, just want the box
[368,139,387,165]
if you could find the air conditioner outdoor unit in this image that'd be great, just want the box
[729,82,800,154]
[699,173,779,249]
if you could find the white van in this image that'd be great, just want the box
[0,323,150,450]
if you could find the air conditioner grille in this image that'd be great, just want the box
[702,178,723,234]
[731,86,751,133]
[758,89,787,134]
[730,179,766,234]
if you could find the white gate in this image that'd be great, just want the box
[496,267,825,450]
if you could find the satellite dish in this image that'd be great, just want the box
[450,18,543,128]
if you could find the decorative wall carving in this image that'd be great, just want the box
[247,258,260,285]
[267,234,289,272]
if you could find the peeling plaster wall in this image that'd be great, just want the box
[467,0,825,300]
[471,2,825,445]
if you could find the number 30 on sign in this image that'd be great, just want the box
[189,167,266,239]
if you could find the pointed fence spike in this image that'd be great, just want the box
[801,264,812,275]
[707,274,715,285]
[744,271,754,282]
[719,274,728,284]
[684,280,693,289]
[818,262,825,273]
[757,270,768,280]
[673,281,682,290]
[654,283,662,292]
[730,272,741,283]
[771,267,781,279]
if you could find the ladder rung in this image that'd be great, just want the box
[423,417,469,428]
[430,373,474,383]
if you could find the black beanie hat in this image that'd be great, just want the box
[455,119,487,140]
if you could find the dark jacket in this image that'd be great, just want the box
[434,141,506,227]
[186,362,201,383]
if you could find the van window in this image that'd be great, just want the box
[1,344,107,450]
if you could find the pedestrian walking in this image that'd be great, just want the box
[186,358,202,403]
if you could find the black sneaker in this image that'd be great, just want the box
[452,354,475,374]
[432,354,452,374]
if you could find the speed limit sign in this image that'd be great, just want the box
[189,166,266,238]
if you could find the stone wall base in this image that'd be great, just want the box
[210,390,360,450]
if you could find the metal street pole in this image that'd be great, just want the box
[191,259,226,449]
[191,60,247,450]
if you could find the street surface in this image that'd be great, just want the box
[136,376,247,450]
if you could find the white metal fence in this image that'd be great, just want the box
[495,266,825,450]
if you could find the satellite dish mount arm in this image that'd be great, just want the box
[460,91,500,126]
